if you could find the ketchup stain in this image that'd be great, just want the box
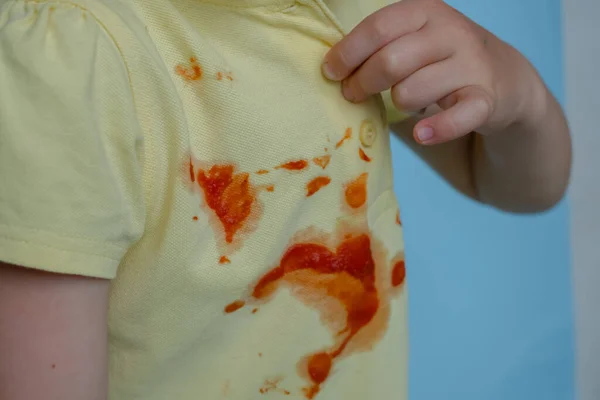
[396,210,402,225]
[256,169,270,175]
[358,148,371,162]
[345,173,368,209]
[193,216,199,221]
[217,71,234,81]
[259,377,290,395]
[175,56,203,81]
[391,259,406,287]
[224,300,245,314]
[196,164,256,243]
[313,155,331,170]
[306,176,331,197]
[335,128,352,149]
[249,231,385,397]
[219,255,231,264]
[276,160,309,171]
[266,185,275,192]
[189,158,196,182]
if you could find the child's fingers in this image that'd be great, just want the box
[322,1,427,81]
[414,86,493,145]
[389,58,469,112]
[341,29,451,103]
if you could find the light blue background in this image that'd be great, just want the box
[389,1,575,399]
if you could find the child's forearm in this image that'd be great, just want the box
[472,71,572,213]
[0,263,109,400]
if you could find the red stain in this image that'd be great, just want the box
[219,256,231,264]
[266,185,275,192]
[335,128,352,149]
[313,155,331,169]
[196,164,256,243]
[306,176,331,197]
[358,148,371,162]
[396,210,402,225]
[276,160,309,171]
[246,228,388,397]
[391,259,406,287]
[189,158,196,182]
[175,56,203,81]
[224,300,245,314]
[256,169,270,175]
[193,216,199,221]
[252,308,259,314]
[345,173,368,209]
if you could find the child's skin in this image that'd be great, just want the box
[0,1,571,399]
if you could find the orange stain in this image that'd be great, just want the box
[197,164,256,243]
[306,176,331,197]
[217,71,234,81]
[266,185,275,192]
[224,300,245,314]
[189,158,196,182]
[344,173,368,209]
[396,210,402,225]
[391,259,406,287]
[175,57,203,81]
[335,128,352,149]
[313,155,331,170]
[193,216,199,221]
[245,229,387,397]
[252,308,259,314]
[256,169,270,175]
[358,148,371,162]
[276,160,309,171]
[259,377,290,395]
[219,255,231,264]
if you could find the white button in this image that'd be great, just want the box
[359,119,377,147]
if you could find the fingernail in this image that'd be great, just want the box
[342,80,355,102]
[416,126,434,143]
[321,61,338,81]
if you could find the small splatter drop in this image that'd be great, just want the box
[266,185,275,192]
[256,169,270,175]
[345,173,368,209]
[217,71,234,81]
[396,210,401,225]
[193,216,199,221]
[197,164,256,243]
[259,377,289,395]
[358,148,371,162]
[313,155,331,169]
[175,56,203,81]
[276,160,309,171]
[219,256,231,264]
[258,352,263,357]
[224,300,245,314]
[391,260,406,287]
[308,352,332,384]
[306,176,331,197]
[335,128,352,149]
[252,308,259,314]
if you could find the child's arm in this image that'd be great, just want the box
[0,4,145,398]
[323,0,571,213]
[0,263,109,400]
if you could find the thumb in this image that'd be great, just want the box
[414,86,494,145]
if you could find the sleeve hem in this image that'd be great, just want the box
[0,233,122,279]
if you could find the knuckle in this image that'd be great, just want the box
[379,49,401,80]
[368,15,395,44]
[391,84,414,110]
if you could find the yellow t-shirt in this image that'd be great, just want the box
[0,0,408,399]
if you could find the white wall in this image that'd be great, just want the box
[564,1,600,399]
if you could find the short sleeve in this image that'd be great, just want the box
[0,1,145,279]
[324,0,411,124]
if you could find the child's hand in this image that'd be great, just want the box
[323,0,541,145]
